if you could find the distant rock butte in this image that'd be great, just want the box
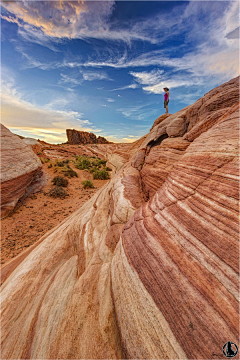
[1,76,239,359]
[66,129,112,145]
[0,124,42,219]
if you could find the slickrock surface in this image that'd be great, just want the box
[1,76,239,359]
[1,124,42,218]
[113,103,239,359]
[66,129,111,145]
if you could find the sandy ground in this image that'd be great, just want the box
[1,144,109,266]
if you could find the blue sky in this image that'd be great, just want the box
[1,1,239,143]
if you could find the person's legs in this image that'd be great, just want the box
[164,100,169,113]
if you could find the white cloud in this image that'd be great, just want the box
[1,1,114,38]
[110,83,139,91]
[81,71,112,82]
[129,69,164,86]
[107,98,115,102]
[117,103,158,121]
[1,1,156,44]
[59,73,79,85]
[0,68,99,144]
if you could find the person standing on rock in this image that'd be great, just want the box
[163,87,169,114]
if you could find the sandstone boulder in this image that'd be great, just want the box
[166,116,187,137]
[0,124,42,218]
[66,129,111,145]
[150,113,171,130]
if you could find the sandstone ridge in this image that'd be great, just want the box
[0,124,43,219]
[66,129,111,145]
[1,76,239,359]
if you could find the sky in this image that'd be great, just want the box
[1,0,239,144]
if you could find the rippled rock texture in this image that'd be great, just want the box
[1,76,239,359]
[0,124,42,218]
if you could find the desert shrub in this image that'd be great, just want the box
[82,180,94,189]
[105,167,112,171]
[74,156,110,180]
[37,152,42,155]
[48,186,69,199]
[54,160,65,167]
[51,176,68,187]
[48,163,53,168]
[40,157,50,164]
[62,169,78,178]
[98,159,107,165]
[92,169,110,180]
[75,157,91,170]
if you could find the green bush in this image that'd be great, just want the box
[62,169,78,178]
[92,169,110,180]
[98,159,107,165]
[82,180,94,189]
[75,157,91,170]
[54,160,65,167]
[51,176,69,187]
[74,155,110,180]
[105,167,112,171]
[48,186,69,199]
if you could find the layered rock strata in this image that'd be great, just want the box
[66,129,111,145]
[0,124,42,218]
[112,103,239,359]
[1,76,239,359]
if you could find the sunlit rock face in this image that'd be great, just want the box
[0,124,42,219]
[112,103,239,359]
[1,76,239,359]
[66,129,111,145]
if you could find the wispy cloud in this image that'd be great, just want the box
[117,103,158,121]
[0,66,100,143]
[59,73,79,86]
[81,70,112,82]
[1,1,156,44]
[110,83,139,91]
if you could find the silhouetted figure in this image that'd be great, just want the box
[227,342,236,357]
[223,342,238,358]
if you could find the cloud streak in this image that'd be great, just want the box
[0,67,100,143]
[1,1,157,44]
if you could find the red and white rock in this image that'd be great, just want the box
[0,124,42,218]
[1,77,239,359]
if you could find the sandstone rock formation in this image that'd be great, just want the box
[1,124,42,218]
[66,129,111,145]
[1,76,239,359]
